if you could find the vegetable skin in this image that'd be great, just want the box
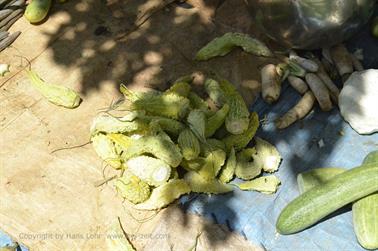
[135,179,190,210]
[238,175,281,194]
[195,32,272,61]
[184,171,233,194]
[115,171,151,204]
[26,70,81,108]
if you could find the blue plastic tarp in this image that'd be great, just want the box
[180,14,378,251]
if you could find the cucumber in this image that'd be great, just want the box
[276,163,378,234]
[295,151,378,249]
[353,151,378,250]
[297,167,345,193]
[25,0,52,24]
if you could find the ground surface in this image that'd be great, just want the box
[0,0,271,250]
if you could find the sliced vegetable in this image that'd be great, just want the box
[219,147,237,183]
[205,103,230,138]
[121,84,190,119]
[198,149,226,181]
[196,32,272,61]
[238,175,281,194]
[91,133,122,169]
[135,179,190,210]
[26,69,81,108]
[166,81,191,97]
[223,112,259,152]
[254,137,281,173]
[90,113,148,135]
[204,78,226,107]
[115,170,151,204]
[126,156,171,186]
[235,148,262,180]
[219,78,250,135]
[184,171,233,194]
[187,109,206,142]
[122,134,183,167]
[178,128,201,161]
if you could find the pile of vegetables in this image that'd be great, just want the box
[90,75,282,210]
[277,151,378,250]
[0,0,24,52]
[261,45,365,129]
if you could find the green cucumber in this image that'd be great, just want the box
[353,151,378,250]
[297,167,345,193]
[295,151,378,249]
[25,0,52,24]
[276,163,378,234]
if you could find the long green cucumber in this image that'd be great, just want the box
[353,151,378,250]
[296,167,345,193]
[276,163,378,234]
[295,151,378,249]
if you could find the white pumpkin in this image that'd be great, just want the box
[339,69,378,134]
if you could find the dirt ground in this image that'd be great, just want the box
[0,0,280,250]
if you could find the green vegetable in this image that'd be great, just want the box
[24,0,52,23]
[135,179,190,210]
[26,70,81,108]
[121,84,190,119]
[91,134,122,169]
[287,60,306,77]
[204,78,226,107]
[187,109,206,142]
[219,147,236,183]
[115,170,151,204]
[205,104,230,137]
[200,138,226,156]
[180,157,206,172]
[296,152,378,249]
[138,114,185,137]
[254,137,281,173]
[353,151,378,250]
[126,156,171,186]
[188,92,209,112]
[235,148,262,180]
[90,113,148,135]
[223,112,259,152]
[197,149,226,181]
[297,167,345,193]
[178,129,201,161]
[184,171,233,194]
[276,163,378,235]
[219,79,250,135]
[107,133,134,152]
[195,32,272,61]
[353,192,378,250]
[166,81,191,97]
[122,134,183,167]
[238,175,281,194]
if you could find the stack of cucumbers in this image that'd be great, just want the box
[277,151,378,250]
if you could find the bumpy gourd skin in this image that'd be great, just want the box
[25,0,52,23]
